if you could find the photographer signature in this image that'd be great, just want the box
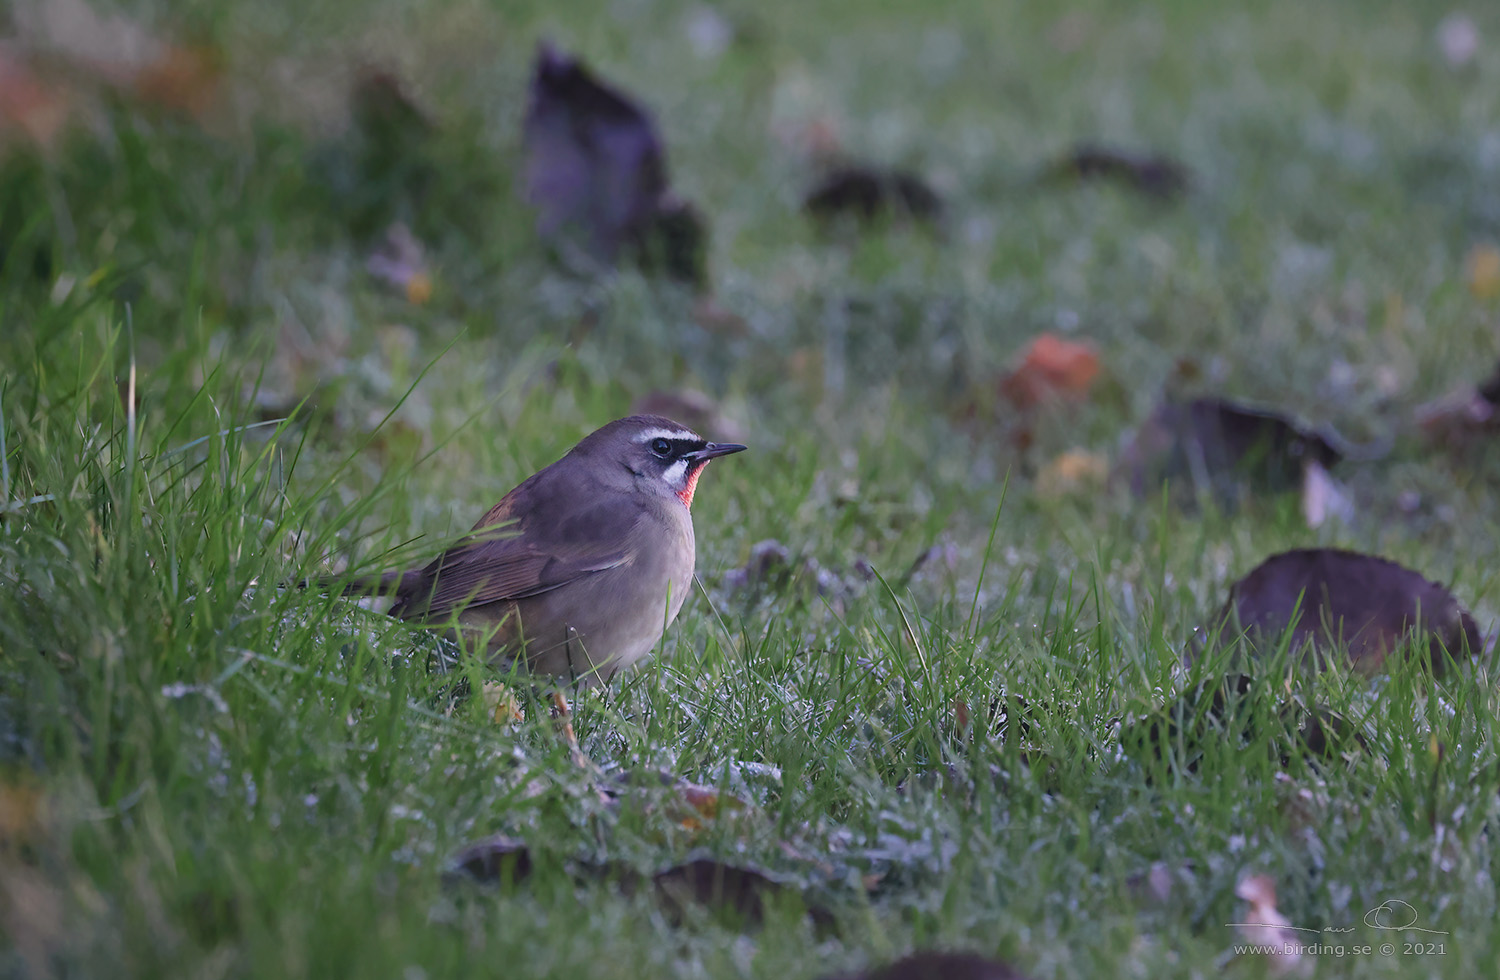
[1229,899,1449,936]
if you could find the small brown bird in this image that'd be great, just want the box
[346,415,745,687]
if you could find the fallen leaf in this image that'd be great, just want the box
[822,951,1033,980]
[1232,874,1309,976]
[998,334,1100,410]
[1299,458,1355,529]
[1044,143,1189,199]
[803,166,943,224]
[1036,449,1109,497]
[1209,548,1480,677]
[691,295,750,337]
[1415,357,1500,450]
[1116,397,1354,507]
[523,42,706,284]
[129,42,222,119]
[0,775,47,849]
[651,859,790,925]
[366,223,434,304]
[445,834,533,885]
[13,0,222,118]
[479,681,524,725]
[0,47,74,150]
[1466,243,1500,300]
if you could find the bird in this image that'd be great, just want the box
[337,415,746,688]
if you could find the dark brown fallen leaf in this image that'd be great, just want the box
[650,859,790,926]
[445,836,837,932]
[1045,143,1189,199]
[1414,358,1500,451]
[822,951,1033,980]
[803,166,943,224]
[523,41,706,285]
[1116,397,1354,507]
[1209,549,1480,677]
[444,834,533,885]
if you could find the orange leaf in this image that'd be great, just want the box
[999,333,1100,409]
[131,44,223,118]
[0,50,73,149]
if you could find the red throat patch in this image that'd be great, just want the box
[677,462,706,508]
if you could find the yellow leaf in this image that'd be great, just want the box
[1466,243,1500,301]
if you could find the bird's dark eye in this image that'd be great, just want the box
[650,438,672,457]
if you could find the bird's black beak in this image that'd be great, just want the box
[686,442,747,462]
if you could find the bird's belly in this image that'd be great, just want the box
[472,550,693,685]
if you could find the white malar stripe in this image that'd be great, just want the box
[635,427,699,444]
[661,458,689,488]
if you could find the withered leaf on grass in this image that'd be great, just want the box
[0,48,75,151]
[13,0,224,120]
[447,839,825,930]
[651,859,795,926]
[1044,143,1190,199]
[444,834,533,885]
[1466,243,1500,300]
[822,952,1033,980]
[523,42,706,285]
[998,334,1100,410]
[1116,397,1355,507]
[1233,874,1309,976]
[1207,548,1480,677]
[1414,357,1500,451]
[956,334,1100,450]
[803,166,943,224]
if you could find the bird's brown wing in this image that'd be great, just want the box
[388,493,642,622]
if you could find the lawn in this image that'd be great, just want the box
[2,0,1498,977]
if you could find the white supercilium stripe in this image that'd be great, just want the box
[635,427,698,444]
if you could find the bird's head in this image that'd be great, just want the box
[583,415,746,509]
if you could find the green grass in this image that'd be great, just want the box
[3,0,1500,977]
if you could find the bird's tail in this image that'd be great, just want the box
[297,569,424,598]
